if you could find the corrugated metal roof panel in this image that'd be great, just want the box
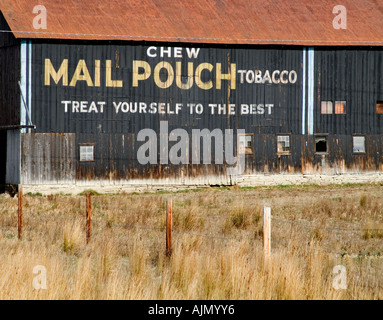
[1,0,383,45]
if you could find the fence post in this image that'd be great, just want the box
[18,185,23,240]
[86,193,92,244]
[263,206,271,259]
[166,199,172,257]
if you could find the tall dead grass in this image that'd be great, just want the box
[0,184,382,299]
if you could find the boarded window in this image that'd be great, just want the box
[335,101,346,114]
[315,136,328,153]
[277,135,291,154]
[239,134,253,154]
[353,136,365,153]
[321,101,333,114]
[377,102,383,114]
[80,145,94,161]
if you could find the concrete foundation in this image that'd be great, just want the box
[16,172,383,195]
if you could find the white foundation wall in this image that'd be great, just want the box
[19,172,383,195]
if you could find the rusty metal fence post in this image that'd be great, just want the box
[166,199,172,257]
[18,185,23,240]
[86,193,92,244]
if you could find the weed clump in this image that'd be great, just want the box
[360,194,367,208]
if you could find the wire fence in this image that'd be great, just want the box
[4,188,383,294]
[8,187,383,260]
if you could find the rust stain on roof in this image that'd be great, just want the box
[0,0,383,46]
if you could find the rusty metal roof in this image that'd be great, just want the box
[1,0,383,46]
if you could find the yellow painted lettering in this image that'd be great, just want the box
[132,60,151,87]
[176,62,194,90]
[154,61,174,89]
[216,63,236,90]
[69,59,93,87]
[44,58,68,86]
[195,63,213,90]
[94,60,101,87]
[106,60,123,87]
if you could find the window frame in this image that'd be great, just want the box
[238,133,254,155]
[277,134,291,155]
[334,100,346,114]
[352,135,366,154]
[320,100,347,114]
[320,101,333,114]
[79,144,95,162]
[376,101,383,114]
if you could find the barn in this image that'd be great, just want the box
[1,0,383,194]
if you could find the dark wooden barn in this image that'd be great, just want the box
[1,0,383,193]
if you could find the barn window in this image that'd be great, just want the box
[353,136,366,153]
[79,145,95,161]
[321,101,333,114]
[315,136,328,153]
[334,101,346,114]
[239,134,253,155]
[277,135,291,154]
[377,102,383,114]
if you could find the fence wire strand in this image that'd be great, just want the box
[272,216,383,232]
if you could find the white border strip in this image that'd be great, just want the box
[28,40,32,130]
[20,40,27,132]
[302,48,306,135]
[307,47,315,135]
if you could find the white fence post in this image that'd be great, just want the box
[263,206,271,259]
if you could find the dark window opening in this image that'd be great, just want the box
[315,136,328,153]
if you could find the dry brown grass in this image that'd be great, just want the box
[0,183,383,299]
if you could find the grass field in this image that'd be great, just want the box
[0,183,383,299]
